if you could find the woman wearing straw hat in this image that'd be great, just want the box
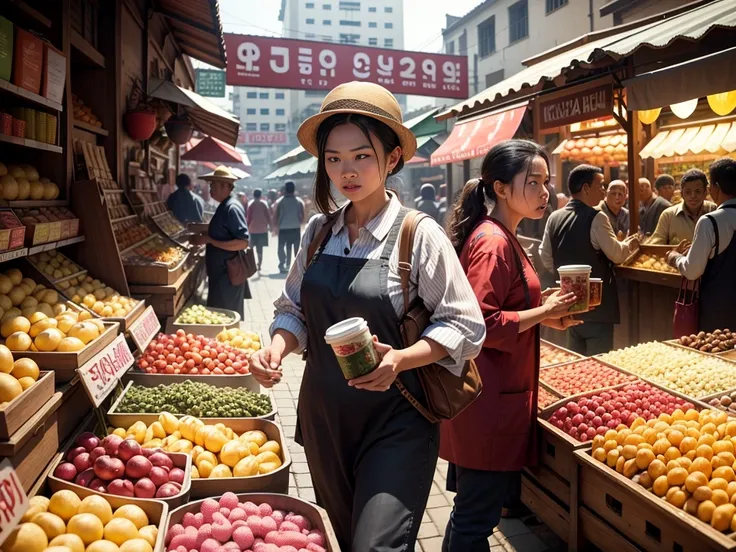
[191,166,251,317]
[249,82,485,550]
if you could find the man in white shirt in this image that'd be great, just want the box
[598,180,630,239]
[541,165,638,355]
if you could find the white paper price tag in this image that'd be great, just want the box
[128,306,160,352]
[0,459,28,546]
[77,333,135,407]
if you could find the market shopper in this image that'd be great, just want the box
[599,180,630,238]
[274,181,306,273]
[190,166,251,318]
[249,81,485,551]
[540,165,639,355]
[167,173,204,223]
[655,174,677,203]
[441,140,579,552]
[416,183,440,220]
[246,188,271,272]
[667,157,736,332]
[649,169,717,245]
[639,177,672,235]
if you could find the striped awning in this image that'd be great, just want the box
[639,122,736,159]
[264,157,318,180]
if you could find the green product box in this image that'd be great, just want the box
[0,16,13,82]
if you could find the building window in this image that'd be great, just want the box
[485,69,504,87]
[276,109,285,116]
[446,41,455,55]
[338,1,360,9]
[259,92,269,99]
[384,38,393,47]
[477,16,495,57]
[323,3,331,8]
[306,18,315,24]
[306,2,314,7]
[459,30,467,55]
[246,91,257,99]
[368,21,377,28]
[245,123,257,131]
[340,19,360,26]
[325,36,333,41]
[384,22,393,29]
[509,0,529,43]
[275,123,286,132]
[275,92,285,99]
[369,37,377,46]
[246,108,256,115]
[323,19,332,24]
[368,6,376,11]
[546,0,567,13]
[339,33,360,43]
[384,6,392,12]
[305,90,326,97]
[260,123,270,131]
[306,33,315,38]
[260,108,269,115]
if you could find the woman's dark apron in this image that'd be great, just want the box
[700,204,736,332]
[296,208,439,551]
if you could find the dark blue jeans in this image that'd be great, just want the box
[442,464,514,552]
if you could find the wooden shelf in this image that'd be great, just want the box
[7,0,52,28]
[110,214,139,224]
[0,235,85,264]
[70,29,105,69]
[73,120,108,136]
[0,79,63,112]
[3,200,68,208]
[0,133,62,154]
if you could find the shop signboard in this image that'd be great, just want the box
[0,460,27,545]
[129,305,161,352]
[239,132,288,145]
[77,333,135,407]
[196,68,226,97]
[225,34,469,100]
[539,83,613,130]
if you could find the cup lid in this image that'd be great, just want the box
[590,278,602,282]
[325,317,367,344]
[558,264,592,273]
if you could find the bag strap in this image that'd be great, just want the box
[706,214,719,256]
[398,210,431,312]
[306,210,342,268]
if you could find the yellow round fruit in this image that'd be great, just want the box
[41,546,74,552]
[0,294,12,311]
[113,504,149,530]
[57,337,85,352]
[0,344,13,373]
[31,511,67,539]
[118,539,153,552]
[36,303,54,318]
[57,316,76,334]
[20,296,37,310]
[12,357,39,380]
[1,315,30,337]
[103,518,138,546]
[0,372,23,402]
[30,318,58,338]
[68,322,100,345]
[48,489,82,522]
[29,495,50,511]
[67,513,104,545]
[6,331,31,352]
[49,533,86,552]
[17,376,35,390]
[78,310,93,321]
[28,311,48,324]
[1,522,48,552]
[137,526,158,547]
[78,494,113,525]
[0,275,12,294]
[35,328,64,352]
[86,541,120,552]
[7,287,26,306]
[5,269,22,286]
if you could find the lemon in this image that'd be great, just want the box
[113,504,148,530]
[1,522,48,552]
[48,534,86,552]
[78,494,113,525]
[29,495,50,511]
[0,344,13,373]
[137,525,158,547]
[1,315,30,337]
[119,539,152,552]
[11,357,39,380]
[29,317,58,338]
[35,328,64,352]
[0,372,23,402]
[48,489,81,522]
[6,331,32,352]
[31,511,67,539]
[68,322,100,345]
[67,513,104,545]
[103,518,138,546]
[57,337,86,352]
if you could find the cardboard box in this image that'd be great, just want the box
[0,16,13,82]
[12,27,42,94]
[0,209,25,251]
[42,43,66,104]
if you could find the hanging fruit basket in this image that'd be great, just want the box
[165,116,194,145]
[124,78,158,141]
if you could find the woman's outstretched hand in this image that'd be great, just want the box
[249,344,284,388]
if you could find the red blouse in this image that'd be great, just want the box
[439,218,542,471]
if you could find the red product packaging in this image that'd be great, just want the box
[12,28,43,94]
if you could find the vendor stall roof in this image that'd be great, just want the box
[265,157,318,180]
[639,122,736,159]
[438,0,736,120]
[181,135,246,163]
[149,78,239,146]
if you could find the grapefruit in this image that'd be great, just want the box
[0,344,13,373]
[48,489,82,521]
[78,494,113,525]
[31,511,67,539]
[35,328,64,351]
[0,373,23,402]
[119,539,152,552]
[1,522,48,552]
[48,534,86,552]
[57,337,85,352]
[5,269,22,286]
[85,541,120,552]
[18,376,35,390]
[112,504,148,529]
[67,513,104,545]
[6,332,31,352]
[1,315,30,337]
[12,357,39,380]
[103,518,138,546]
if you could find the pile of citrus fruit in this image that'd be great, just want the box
[3,490,158,552]
[0,344,40,406]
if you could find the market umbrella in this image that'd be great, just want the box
[181,136,244,163]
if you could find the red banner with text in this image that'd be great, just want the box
[225,34,469,100]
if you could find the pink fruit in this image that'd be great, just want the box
[148,451,174,470]
[307,531,325,546]
[94,456,125,481]
[73,452,91,473]
[165,523,184,545]
[134,477,156,498]
[170,532,197,551]
[66,446,87,462]
[258,503,273,517]
[233,525,255,549]
[169,467,186,484]
[156,483,181,498]
[75,468,96,488]
[194,513,205,528]
[196,524,213,548]
[89,446,107,463]
[102,434,123,456]
[271,510,285,525]
[211,516,233,541]
[75,432,100,452]
[280,521,300,533]
[232,519,247,530]
[220,491,239,510]
[220,507,231,518]
[229,508,246,523]
[107,478,135,497]
[183,512,197,528]
[126,455,152,479]
[265,530,307,548]
[200,538,220,552]
[149,466,169,487]
[202,499,220,523]
[223,543,241,551]
[88,478,107,492]
[53,462,77,481]
[117,439,142,462]
[287,515,311,532]
[306,544,326,552]
[243,502,260,516]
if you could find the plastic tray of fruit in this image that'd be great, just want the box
[50,427,192,509]
[106,379,276,427]
[668,329,736,355]
[20,479,167,552]
[171,305,241,338]
[540,340,584,368]
[599,342,736,400]
[539,357,637,398]
[164,492,339,552]
[106,414,292,500]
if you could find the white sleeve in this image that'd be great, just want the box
[590,212,632,264]
[540,222,555,272]
[676,216,716,280]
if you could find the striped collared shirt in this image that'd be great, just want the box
[270,193,485,376]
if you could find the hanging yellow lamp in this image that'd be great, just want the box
[638,108,661,124]
[670,98,698,119]
[707,90,736,116]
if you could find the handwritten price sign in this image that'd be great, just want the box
[77,334,135,407]
[129,306,160,352]
[0,460,28,545]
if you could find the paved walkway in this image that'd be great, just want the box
[242,244,565,552]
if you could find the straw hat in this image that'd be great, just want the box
[297,81,417,161]
[200,165,238,182]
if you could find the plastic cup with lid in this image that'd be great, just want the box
[324,317,380,380]
[557,265,592,313]
[589,278,603,307]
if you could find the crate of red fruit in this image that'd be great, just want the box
[540,340,584,368]
[538,386,562,411]
[164,491,339,551]
[538,381,700,483]
[539,358,637,398]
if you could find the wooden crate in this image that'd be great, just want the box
[56,378,93,446]
[170,306,241,338]
[165,493,340,551]
[540,339,584,368]
[130,256,205,318]
[106,380,276,427]
[124,251,188,286]
[520,471,570,543]
[0,371,54,439]
[539,357,637,398]
[121,367,261,391]
[617,244,681,288]
[0,393,62,491]
[579,506,644,552]
[524,463,571,508]
[575,449,736,552]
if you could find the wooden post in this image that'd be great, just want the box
[463,159,470,185]
[445,163,453,204]
[62,0,72,196]
[627,110,642,235]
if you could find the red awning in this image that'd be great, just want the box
[181,136,244,163]
[406,155,429,165]
[430,104,527,166]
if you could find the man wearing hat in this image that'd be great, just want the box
[167,173,204,223]
[191,166,251,316]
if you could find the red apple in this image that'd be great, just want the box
[53,462,77,482]
[118,439,142,462]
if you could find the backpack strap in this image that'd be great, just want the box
[306,210,342,267]
[706,214,719,256]
[397,210,431,313]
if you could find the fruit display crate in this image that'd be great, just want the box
[106,380,277,427]
[578,504,651,552]
[122,234,189,286]
[616,244,681,288]
[169,306,241,339]
[540,339,584,368]
[574,448,736,552]
[165,492,340,551]
[188,419,291,499]
[122,367,261,391]
[12,320,120,382]
[520,469,571,543]
[0,370,54,439]
[664,338,736,359]
[539,357,637,398]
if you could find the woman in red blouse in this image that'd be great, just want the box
[441,140,580,551]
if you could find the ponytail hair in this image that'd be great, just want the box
[446,139,549,252]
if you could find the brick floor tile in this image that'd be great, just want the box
[428,482,443,496]
[417,521,440,539]
[502,532,548,552]
[291,462,311,474]
[419,536,443,552]
[295,473,313,488]
[425,493,450,509]
[427,506,451,530]
[494,518,531,539]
